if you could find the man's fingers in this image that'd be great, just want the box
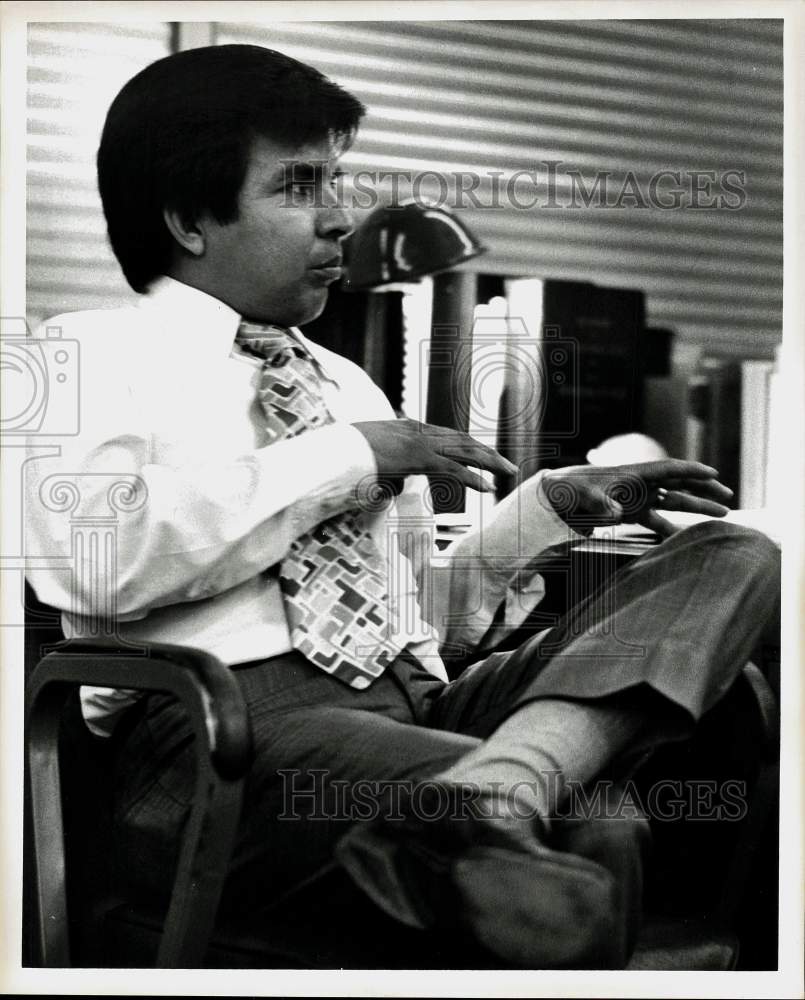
[445,446,517,478]
[608,459,733,506]
[355,419,517,482]
[618,459,720,481]
[433,436,518,477]
[688,480,733,504]
[658,491,730,517]
[637,510,680,538]
[436,459,495,493]
[658,478,734,503]
[416,421,458,436]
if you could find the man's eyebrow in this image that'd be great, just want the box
[274,160,328,186]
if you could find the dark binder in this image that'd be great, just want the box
[499,279,646,481]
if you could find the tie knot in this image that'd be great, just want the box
[236,321,306,367]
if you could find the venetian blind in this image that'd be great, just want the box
[26,21,172,328]
[216,18,783,356]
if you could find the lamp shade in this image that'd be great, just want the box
[343,200,486,291]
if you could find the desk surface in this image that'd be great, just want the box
[435,509,781,554]
[602,509,781,547]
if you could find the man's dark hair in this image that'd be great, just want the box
[97,44,366,292]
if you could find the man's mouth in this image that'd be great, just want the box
[310,255,343,281]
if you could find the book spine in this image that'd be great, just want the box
[686,373,711,464]
[740,360,774,509]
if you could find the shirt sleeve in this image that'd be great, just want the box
[24,323,377,620]
[414,470,587,658]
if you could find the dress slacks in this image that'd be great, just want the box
[109,521,780,912]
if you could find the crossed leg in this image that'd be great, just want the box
[110,521,780,965]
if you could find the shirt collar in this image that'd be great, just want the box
[139,276,340,386]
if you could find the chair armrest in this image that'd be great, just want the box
[26,639,253,968]
[28,638,252,779]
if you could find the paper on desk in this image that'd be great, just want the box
[595,509,781,547]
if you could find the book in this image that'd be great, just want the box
[685,372,711,464]
[685,356,742,500]
[740,359,775,509]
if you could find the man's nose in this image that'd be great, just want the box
[317,189,354,239]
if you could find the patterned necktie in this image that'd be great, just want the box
[237,320,401,689]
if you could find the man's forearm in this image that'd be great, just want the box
[25,423,377,619]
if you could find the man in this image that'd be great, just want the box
[25,44,780,968]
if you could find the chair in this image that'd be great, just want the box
[23,548,780,970]
[22,599,521,970]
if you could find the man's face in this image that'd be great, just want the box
[197,135,354,326]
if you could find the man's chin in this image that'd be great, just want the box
[267,289,330,329]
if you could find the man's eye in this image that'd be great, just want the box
[283,169,346,205]
[287,182,317,202]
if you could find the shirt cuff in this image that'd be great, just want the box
[469,468,588,566]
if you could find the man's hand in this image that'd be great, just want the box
[539,460,734,538]
[353,418,518,494]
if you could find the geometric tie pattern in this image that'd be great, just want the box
[237,320,402,689]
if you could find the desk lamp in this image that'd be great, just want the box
[342,199,485,290]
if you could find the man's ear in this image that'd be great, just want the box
[162,206,206,256]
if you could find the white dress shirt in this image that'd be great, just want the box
[24,277,582,735]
